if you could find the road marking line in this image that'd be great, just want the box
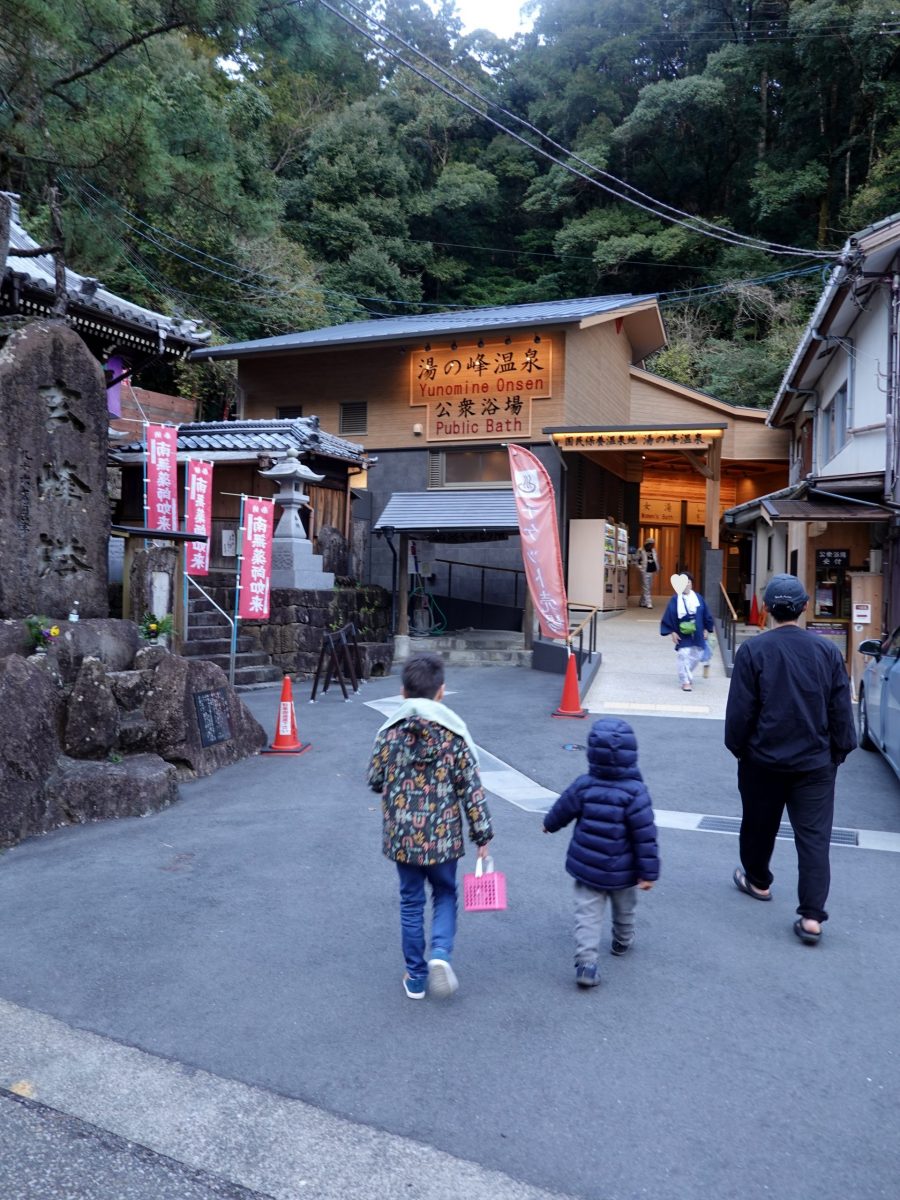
[365,698,900,849]
[597,701,711,714]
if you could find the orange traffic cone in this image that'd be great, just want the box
[552,652,587,719]
[262,674,311,755]
[749,593,759,626]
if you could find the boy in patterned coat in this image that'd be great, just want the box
[368,653,493,1000]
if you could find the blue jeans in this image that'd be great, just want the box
[396,860,458,983]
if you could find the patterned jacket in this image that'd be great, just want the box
[368,717,493,865]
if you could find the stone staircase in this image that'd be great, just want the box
[181,589,283,688]
[409,629,531,668]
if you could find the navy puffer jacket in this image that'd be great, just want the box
[543,718,660,890]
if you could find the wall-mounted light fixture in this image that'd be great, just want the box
[533,335,541,344]
[450,341,457,351]
[477,339,484,348]
[504,336,511,345]
[424,342,431,352]
[412,423,423,437]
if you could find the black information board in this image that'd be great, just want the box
[193,688,233,747]
[815,548,849,571]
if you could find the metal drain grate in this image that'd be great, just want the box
[697,816,859,847]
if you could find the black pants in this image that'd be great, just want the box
[737,759,836,923]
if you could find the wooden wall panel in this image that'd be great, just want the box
[563,322,632,427]
[239,332,566,450]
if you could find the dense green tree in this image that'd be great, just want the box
[5,0,900,406]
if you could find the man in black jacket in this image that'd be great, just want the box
[724,573,857,945]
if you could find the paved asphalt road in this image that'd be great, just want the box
[1,663,898,1199]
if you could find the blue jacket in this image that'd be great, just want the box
[660,591,714,650]
[543,718,660,890]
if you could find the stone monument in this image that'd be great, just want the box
[0,321,110,618]
[259,449,335,589]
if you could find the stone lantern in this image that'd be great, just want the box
[258,449,334,589]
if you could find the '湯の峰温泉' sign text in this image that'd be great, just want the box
[410,340,552,441]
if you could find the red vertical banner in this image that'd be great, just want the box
[185,460,214,577]
[508,444,569,639]
[146,424,179,532]
[238,498,274,620]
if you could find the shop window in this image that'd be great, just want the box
[427,449,512,488]
[340,402,368,435]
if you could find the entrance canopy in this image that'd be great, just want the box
[373,490,519,542]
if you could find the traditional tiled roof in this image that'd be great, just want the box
[190,294,655,361]
[113,416,367,465]
[1,192,209,351]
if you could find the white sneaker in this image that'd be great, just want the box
[427,959,459,999]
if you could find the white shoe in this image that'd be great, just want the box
[427,959,459,999]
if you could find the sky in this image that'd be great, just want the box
[451,0,534,38]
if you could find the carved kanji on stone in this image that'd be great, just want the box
[39,461,91,504]
[38,533,92,577]
[0,323,109,617]
[41,383,86,434]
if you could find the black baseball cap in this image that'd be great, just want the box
[763,574,808,614]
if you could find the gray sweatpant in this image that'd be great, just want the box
[573,880,638,966]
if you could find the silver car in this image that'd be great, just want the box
[858,629,900,777]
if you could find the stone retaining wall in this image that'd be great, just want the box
[239,585,394,676]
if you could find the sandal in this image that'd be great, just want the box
[793,918,821,945]
[733,867,771,901]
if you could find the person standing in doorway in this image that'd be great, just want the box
[635,538,658,608]
[724,574,856,946]
[660,571,714,692]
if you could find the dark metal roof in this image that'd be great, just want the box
[113,417,367,465]
[724,482,892,526]
[766,498,892,522]
[374,490,519,538]
[189,294,654,362]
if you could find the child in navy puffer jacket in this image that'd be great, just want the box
[543,718,660,988]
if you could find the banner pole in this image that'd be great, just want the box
[231,493,245,687]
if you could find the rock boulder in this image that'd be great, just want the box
[143,655,267,777]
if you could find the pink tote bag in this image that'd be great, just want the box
[463,856,507,912]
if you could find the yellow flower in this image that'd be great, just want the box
[49,626,60,637]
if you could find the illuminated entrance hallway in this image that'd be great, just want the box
[583,605,731,720]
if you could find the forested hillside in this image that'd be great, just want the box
[3,0,899,409]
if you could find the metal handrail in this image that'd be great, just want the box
[185,575,237,686]
[566,604,600,678]
[433,557,526,611]
[718,581,738,667]
[719,581,738,622]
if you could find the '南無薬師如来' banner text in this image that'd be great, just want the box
[238,498,274,620]
[146,423,179,532]
[185,460,213,576]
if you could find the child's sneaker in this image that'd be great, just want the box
[427,959,459,999]
[611,940,631,956]
[403,974,426,1000]
[575,964,600,987]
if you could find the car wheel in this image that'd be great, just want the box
[859,688,876,751]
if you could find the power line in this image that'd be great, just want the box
[325,0,836,261]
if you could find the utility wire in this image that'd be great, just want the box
[327,0,836,260]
